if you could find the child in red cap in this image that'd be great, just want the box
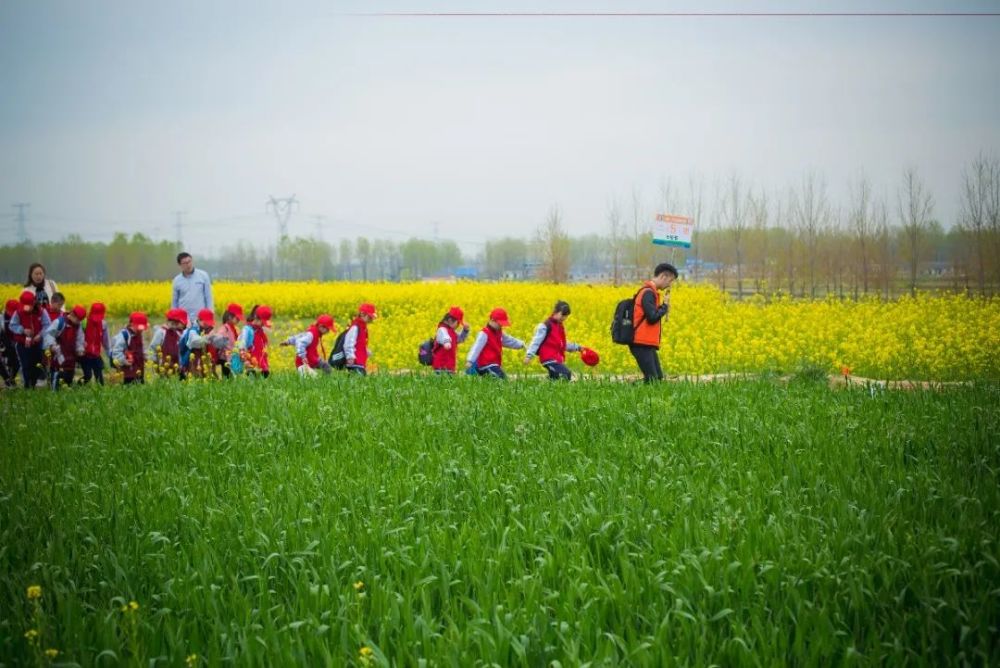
[179,308,216,379]
[1,298,20,387]
[149,308,187,377]
[112,312,149,384]
[342,303,376,375]
[77,302,111,385]
[209,303,243,378]
[523,300,585,381]
[431,306,470,374]
[43,304,86,389]
[9,290,53,389]
[465,307,525,380]
[281,314,335,376]
[239,304,273,378]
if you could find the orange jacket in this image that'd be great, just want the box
[633,281,662,347]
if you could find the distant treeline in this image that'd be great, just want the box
[3,158,999,296]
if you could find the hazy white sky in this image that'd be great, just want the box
[2,0,999,256]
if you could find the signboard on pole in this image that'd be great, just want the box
[652,213,694,248]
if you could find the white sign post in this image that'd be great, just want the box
[652,213,694,249]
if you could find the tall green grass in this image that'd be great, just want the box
[1,377,998,665]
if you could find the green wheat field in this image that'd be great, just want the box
[2,376,999,666]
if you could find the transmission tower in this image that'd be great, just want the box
[266,195,299,239]
[12,202,30,243]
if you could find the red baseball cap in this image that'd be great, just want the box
[89,302,106,320]
[489,307,511,327]
[19,290,35,312]
[129,312,149,331]
[316,314,335,330]
[70,305,87,321]
[226,303,244,321]
[197,308,215,326]
[255,305,273,326]
[581,347,600,367]
[166,308,188,325]
[447,306,464,322]
[359,303,377,318]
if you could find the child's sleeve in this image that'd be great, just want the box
[456,325,471,344]
[466,331,487,365]
[343,326,358,361]
[102,323,111,356]
[524,323,548,360]
[42,318,62,351]
[501,332,525,350]
[111,332,127,366]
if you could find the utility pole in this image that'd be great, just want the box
[12,202,30,243]
[266,195,299,240]
[173,210,186,247]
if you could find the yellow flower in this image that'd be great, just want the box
[359,646,374,657]
[186,653,199,667]
[44,648,60,659]
[353,581,365,591]
[26,585,42,600]
[121,600,139,612]
[24,629,39,642]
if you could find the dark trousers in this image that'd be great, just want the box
[15,343,44,389]
[477,364,507,379]
[629,344,663,382]
[49,366,75,390]
[543,361,572,381]
[80,357,105,385]
[215,361,232,378]
[123,375,145,385]
[1,341,18,387]
[346,365,367,376]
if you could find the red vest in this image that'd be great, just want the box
[350,319,369,367]
[159,328,181,367]
[14,310,44,347]
[477,326,504,367]
[53,318,79,370]
[249,325,269,372]
[123,329,146,380]
[297,325,324,368]
[431,322,458,372]
[537,318,567,364]
[82,319,105,358]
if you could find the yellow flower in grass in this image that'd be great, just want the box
[44,648,60,659]
[359,646,375,666]
[186,653,199,666]
[26,585,42,600]
[353,580,365,591]
[24,629,39,643]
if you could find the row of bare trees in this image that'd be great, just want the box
[586,155,1000,296]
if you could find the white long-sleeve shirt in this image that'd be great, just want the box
[284,330,317,362]
[466,330,524,366]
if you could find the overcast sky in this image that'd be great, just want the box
[1,0,999,256]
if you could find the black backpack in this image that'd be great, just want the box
[328,330,348,369]
[610,289,644,345]
[417,338,435,366]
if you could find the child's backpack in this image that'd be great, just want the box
[610,289,643,345]
[417,338,435,366]
[328,330,348,369]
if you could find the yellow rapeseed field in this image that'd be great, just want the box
[8,281,999,380]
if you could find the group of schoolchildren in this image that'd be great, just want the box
[1,291,598,389]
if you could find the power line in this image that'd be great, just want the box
[173,210,187,246]
[11,202,30,243]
